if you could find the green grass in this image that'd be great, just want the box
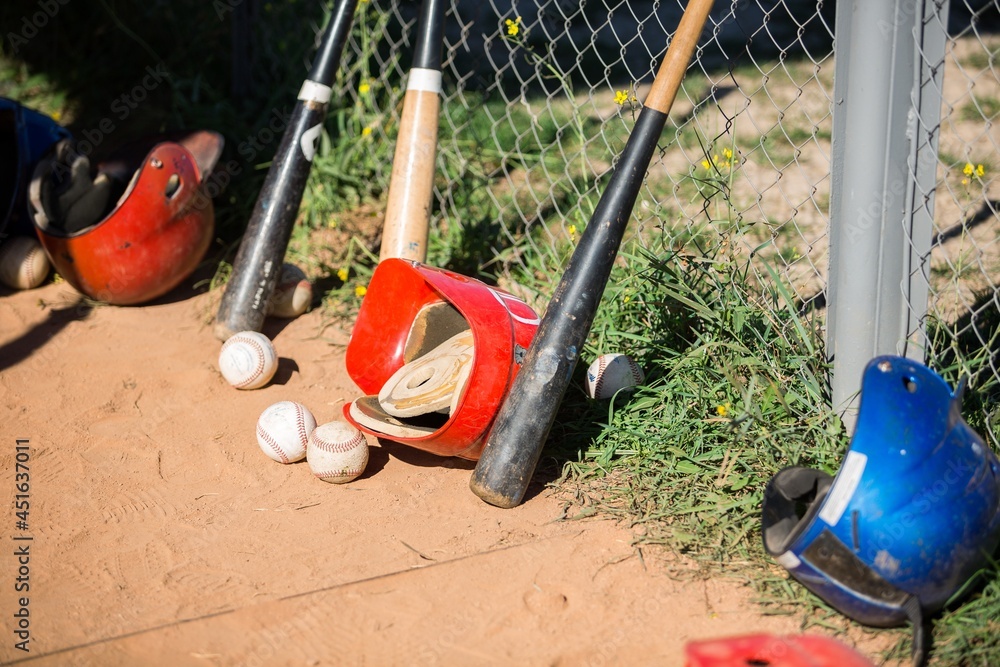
[556,240,845,558]
[961,93,1000,121]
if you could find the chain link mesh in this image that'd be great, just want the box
[309,0,998,397]
[918,2,1000,407]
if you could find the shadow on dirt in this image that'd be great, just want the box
[0,294,91,372]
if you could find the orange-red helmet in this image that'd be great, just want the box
[344,259,541,460]
[29,130,223,305]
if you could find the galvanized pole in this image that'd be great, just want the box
[826,0,948,427]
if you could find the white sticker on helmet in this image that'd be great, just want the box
[775,551,801,569]
[819,450,868,526]
[486,287,541,326]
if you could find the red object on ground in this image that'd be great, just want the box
[344,258,540,460]
[684,633,876,667]
[32,131,222,305]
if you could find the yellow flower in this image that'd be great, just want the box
[962,178,970,186]
[976,164,985,177]
[567,224,577,237]
[362,126,372,137]
[505,16,521,36]
[337,268,349,282]
[623,294,631,304]
[359,82,370,94]
[723,147,733,160]
[614,90,628,105]
[701,159,711,170]
[355,285,367,298]
[716,403,730,417]
[51,110,62,122]
[964,162,974,176]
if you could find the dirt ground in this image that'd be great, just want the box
[0,275,895,666]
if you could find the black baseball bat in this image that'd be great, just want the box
[378,0,446,262]
[470,0,715,508]
[214,0,358,341]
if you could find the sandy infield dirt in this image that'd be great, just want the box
[0,276,894,666]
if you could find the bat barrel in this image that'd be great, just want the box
[214,107,324,341]
[469,110,669,508]
[470,0,714,507]
[213,0,358,341]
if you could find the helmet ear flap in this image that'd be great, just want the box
[762,467,833,557]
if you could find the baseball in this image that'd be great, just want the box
[585,353,645,399]
[266,263,312,319]
[219,331,278,390]
[307,420,370,484]
[0,236,50,290]
[256,401,317,463]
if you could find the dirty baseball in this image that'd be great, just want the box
[307,420,369,484]
[219,331,278,390]
[585,353,644,400]
[256,400,317,463]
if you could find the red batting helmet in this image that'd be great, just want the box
[344,259,540,460]
[28,130,223,305]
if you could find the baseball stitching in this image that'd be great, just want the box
[25,245,42,288]
[628,358,642,384]
[223,335,268,388]
[256,422,289,463]
[594,355,641,398]
[294,404,309,447]
[312,430,365,453]
[313,467,365,480]
[593,355,609,398]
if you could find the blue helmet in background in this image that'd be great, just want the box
[1,97,71,238]
[762,355,1000,664]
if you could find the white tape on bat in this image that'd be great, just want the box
[298,79,333,104]
[406,68,442,94]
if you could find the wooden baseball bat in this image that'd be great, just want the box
[377,0,446,262]
[470,0,715,508]
[214,0,358,341]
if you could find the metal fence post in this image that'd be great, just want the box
[826,0,948,427]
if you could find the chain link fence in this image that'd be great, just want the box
[262,0,999,414]
[921,2,1000,421]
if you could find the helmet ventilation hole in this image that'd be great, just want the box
[165,174,181,198]
[903,376,918,393]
